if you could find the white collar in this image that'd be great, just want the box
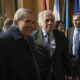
[42,28,53,37]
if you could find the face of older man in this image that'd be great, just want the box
[72,15,80,28]
[40,13,54,33]
[16,13,35,37]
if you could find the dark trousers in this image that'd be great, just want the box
[40,71,56,80]
[48,72,56,80]
[71,57,80,80]
[72,75,80,80]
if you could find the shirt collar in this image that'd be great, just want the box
[75,27,80,31]
[42,28,53,37]
[75,27,78,31]
[42,28,47,36]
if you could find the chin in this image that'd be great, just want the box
[47,30,52,32]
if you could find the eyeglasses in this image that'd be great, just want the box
[73,19,80,22]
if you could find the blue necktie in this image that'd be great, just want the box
[46,34,50,52]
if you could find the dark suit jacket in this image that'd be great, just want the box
[68,27,80,76]
[31,29,72,80]
[0,26,40,80]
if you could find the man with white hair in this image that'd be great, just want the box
[31,10,72,80]
[0,8,40,80]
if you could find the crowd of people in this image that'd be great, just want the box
[0,8,80,80]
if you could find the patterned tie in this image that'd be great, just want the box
[46,33,50,52]
[73,28,79,56]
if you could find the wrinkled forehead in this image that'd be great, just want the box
[43,13,55,20]
[21,13,35,20]
[44,12,54,17]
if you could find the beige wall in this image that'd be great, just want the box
[0,0,14,29]
[17,0,68,29]
[1,0,74,29]
[1,0,14,19]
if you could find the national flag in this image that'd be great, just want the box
[74,0,79,14]
[53,0,60,21]
[43,0,47,10]
[62,0,69,37]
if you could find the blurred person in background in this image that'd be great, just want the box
[55,20,64,32]
[2,18,13,32]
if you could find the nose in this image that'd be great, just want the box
[48,20,52,24]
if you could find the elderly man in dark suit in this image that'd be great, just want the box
[68,13,80,80]
[31,10,72,80]
[0,8,40,80]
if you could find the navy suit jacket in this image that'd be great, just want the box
[0,26,40,80]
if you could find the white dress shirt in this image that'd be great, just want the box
[72,27,79,56]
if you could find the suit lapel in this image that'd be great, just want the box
[70,28,75,45]
[34,29,50,56]
[34,29,44,47]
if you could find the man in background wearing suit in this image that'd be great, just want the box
[31,10,72,80]
[0,8,41,80]
[68,13,80,80]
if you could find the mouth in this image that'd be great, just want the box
[25,28,34,32]
[47,27,51,30]
[47,26,52,29]
[47,24,53,28]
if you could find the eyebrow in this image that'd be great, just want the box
[25,20,35,24]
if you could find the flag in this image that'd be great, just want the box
[62,0,69,37]
[53,0,60,21]
[74,0,79,14]
[43,0,47,10]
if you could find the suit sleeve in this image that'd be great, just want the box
[62,35,72,76]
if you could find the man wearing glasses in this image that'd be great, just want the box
[68,13,80,80]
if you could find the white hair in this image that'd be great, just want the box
[14,8,34,21]
[38,10,55,26]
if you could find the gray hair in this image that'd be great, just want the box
[14,8,34,21]
[38,10,55,26]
